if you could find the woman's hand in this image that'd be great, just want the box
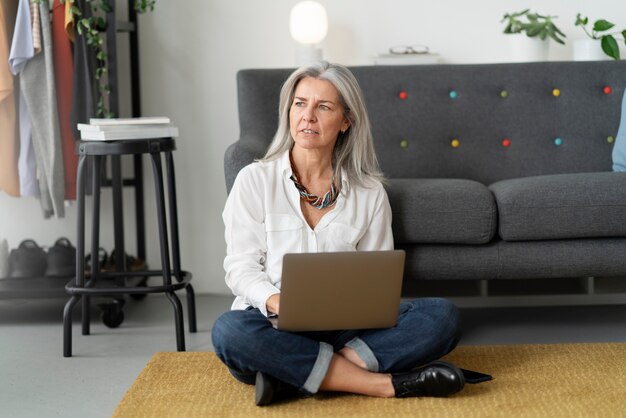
[266,293,281,315]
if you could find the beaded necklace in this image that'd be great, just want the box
[289,156,338,210]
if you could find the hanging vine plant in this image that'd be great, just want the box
[35,0,156,117]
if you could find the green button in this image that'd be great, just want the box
[607,136,615,144]
[400,140,409,149]
[500,90,508,98]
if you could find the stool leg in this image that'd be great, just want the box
[149,152,172,285]
[165,151,197,333]
[151,152,187,350]
[185,283,197,333]
[83,155,102,335]
[65,153,87,357]
[63,295,82,357]
[165,292,186,351]
[165,151,181,278]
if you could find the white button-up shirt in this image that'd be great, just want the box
[223,151,394,316]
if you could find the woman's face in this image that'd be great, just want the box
[289,77,350,155]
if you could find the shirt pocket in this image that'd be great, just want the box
[265,214,303,277]
[325,223,362,252]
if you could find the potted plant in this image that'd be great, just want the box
[574,14,626,60]
[501,9,566,62]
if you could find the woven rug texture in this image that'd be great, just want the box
[112,343,626,417]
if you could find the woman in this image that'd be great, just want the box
[213,61,465,406]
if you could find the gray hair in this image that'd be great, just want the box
[261,61,384,189]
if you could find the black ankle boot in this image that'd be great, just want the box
[255,371,301,406]
[391,361,465,398]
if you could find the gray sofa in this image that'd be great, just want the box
[224,61,626,300]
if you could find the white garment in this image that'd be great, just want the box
[9,0,39,197]
[223,151,394,316]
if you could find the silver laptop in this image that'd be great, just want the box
[273,250,405,332]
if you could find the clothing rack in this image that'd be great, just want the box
[0,0,146,301]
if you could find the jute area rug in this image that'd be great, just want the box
[113,343,626,417]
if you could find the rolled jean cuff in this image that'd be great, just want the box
[302,342,334,394]
[345,337,380,372]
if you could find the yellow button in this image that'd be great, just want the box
[400,140,409,149]
[500,90,508,98]
[607,136,615,144]
[451,139,460,148]
[552,88,561,97]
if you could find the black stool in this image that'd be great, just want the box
[63,137,197,357]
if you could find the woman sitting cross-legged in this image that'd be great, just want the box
[212,61,473,406]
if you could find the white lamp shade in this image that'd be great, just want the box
[289,1,328,45]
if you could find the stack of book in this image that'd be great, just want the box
[77,117,179,141]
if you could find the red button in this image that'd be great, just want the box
[603,86,612,95]
[502,138,511,147]
[399,91,408,100]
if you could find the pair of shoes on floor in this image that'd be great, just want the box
[254,360,482,406]
[85,248,146,275]
[84,247,108,275]
[106,249,146,272]
[8,238,76,279]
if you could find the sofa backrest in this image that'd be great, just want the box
[230,61,626,189]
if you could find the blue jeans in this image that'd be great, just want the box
[211,298,461,394]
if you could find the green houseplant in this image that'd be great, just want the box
[575,14,626,60]
[502,9,566,45]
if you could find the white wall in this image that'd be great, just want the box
[1,0,625,295]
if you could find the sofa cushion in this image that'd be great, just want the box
[386,179,497,244]
[489,172,626,241]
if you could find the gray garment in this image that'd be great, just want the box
[20,2,65,218]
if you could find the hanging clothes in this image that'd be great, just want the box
[64,0,75,42]
[30,0,40,53]
[0,0,20,197]
[20,1,65,218]
[71,0,98,195]
[9,0,39,198]
[71,0,97,138]
[52,0,77,200]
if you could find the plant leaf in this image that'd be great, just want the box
[593,19,615,32]
[100,0,113,13]
[549,32,566,45]
[601,35,620,60]
[526,23,542,37]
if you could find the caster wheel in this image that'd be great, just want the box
[101,305,125,328]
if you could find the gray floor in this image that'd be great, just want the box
[1,294,625,418]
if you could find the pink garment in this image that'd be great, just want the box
[0,0,20,197]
